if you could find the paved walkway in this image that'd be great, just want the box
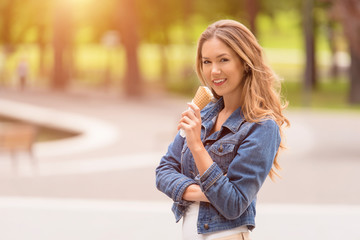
[0,88,359,240]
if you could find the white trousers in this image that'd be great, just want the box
[182,202,250,240]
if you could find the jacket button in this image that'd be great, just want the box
[204,224,209,230]
[218,145,223,152]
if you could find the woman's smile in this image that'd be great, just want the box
[212,78,227,86]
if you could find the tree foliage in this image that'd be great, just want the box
[0,0,359,101]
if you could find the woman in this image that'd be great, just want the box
[156,19,289,240]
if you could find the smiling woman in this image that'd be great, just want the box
[156,19,290,240]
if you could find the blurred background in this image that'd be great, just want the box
[0,0,359,106]
[0,0,360,240]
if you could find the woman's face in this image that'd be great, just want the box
[201,37,245,99]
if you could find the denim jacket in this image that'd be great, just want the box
[155,97,281,234]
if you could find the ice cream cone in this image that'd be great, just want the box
[192,86,214,110]
[180,86,214,137]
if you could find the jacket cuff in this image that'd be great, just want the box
[173,177,197,203]
[199,162,223,192]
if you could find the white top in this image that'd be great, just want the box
[182,202,249,240]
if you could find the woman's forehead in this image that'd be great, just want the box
[201,38,236,58]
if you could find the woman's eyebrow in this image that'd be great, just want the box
[202,53,229,59]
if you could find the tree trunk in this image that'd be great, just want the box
[327,21,339,79]
[303,0,317,105]
[245,0,259,36]
[182,0,193,44]
[0,0,16,84]
[349,47,360,104]
[118,0,142,97]
[37,24,46,79]
[52,0,72,90]
[159,44,169,85]
[0,0,14,54]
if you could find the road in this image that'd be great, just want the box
[0,88,359,239]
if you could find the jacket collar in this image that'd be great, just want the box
[202,97,245,134]
[222,106,245,133]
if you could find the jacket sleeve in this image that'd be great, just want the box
[155,132,197,204]
[199,119,281,220]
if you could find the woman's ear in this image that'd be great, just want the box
[244,63,250,73]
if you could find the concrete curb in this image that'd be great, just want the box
[0,99,120,158]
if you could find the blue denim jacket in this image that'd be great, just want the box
[155,97,281,234]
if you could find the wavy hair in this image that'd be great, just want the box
[195,20,290,180]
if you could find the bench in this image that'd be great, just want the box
[0,123,37,170]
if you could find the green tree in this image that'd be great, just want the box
[0,0,34,83]
[137,0,183,85]
[52,0,74,90]
[87,0,143,96]
[116,0,142,97]
[327,0,360,104]
[260,0,320,104]
[29,0,53,80]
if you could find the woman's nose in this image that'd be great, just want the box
[211,65,221,75]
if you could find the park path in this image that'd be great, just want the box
[0,87,359,240]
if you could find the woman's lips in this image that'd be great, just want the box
[212,78,227,86]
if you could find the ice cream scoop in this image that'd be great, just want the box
[180,86,214,137]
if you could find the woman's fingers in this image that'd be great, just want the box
[181,116,192,125]
[182,108,201,123]
[181,102,201,119]
[187,102,201,118]
[177,122,188,131]
[177,114,198,131]
[181,109,196,120]
[177,102,202,135]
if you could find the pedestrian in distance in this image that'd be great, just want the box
[156,19,290,240]
[17,58,29,91]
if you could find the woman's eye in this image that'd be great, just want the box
[203,60,211,64]
[220,58,229,62]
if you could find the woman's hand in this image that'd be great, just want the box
[177,102,203,152]
[178,102,213,175]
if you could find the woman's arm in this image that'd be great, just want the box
[155,133,197,204]
[178,102,213,175]
[182,184,210,202]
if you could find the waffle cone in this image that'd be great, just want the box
[192,86,214,110]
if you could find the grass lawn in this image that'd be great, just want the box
[282,80,360,111]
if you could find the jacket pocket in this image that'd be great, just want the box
[209,142,236,173]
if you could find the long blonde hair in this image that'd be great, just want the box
[195,20,290,180]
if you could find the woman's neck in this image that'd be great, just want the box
[222,94,243,114]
